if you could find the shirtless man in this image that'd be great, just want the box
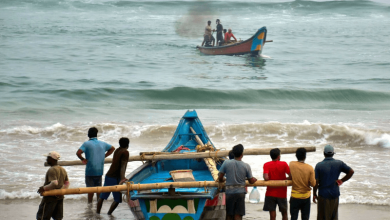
[202,20,215,47]
[97,137,130,215]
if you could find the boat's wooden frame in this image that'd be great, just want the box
[125,110,225,220]
[197,27,267,56]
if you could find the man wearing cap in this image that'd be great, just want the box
[37,151,70,220]
[76,127,115,203]
[313,145,354,220]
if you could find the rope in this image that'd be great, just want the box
[140,153,145,164]
[125,181,134,203]
[196,143,214,153]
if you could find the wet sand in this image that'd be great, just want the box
[1,199,390,220]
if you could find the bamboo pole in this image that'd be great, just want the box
[42,180,292,197]
[190,127,219,181]
[45,147,316,166]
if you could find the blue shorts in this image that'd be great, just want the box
[85,176,102,187]
[99,176,122,203]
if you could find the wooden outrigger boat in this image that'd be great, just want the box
[197,27,269,56]
[41,111,316,220]
[126,110,225,220]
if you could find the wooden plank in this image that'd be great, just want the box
[41,180,292,197]
[45,147,316,166]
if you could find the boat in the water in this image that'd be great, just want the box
[197,27,268,56]
[125,110,226,220]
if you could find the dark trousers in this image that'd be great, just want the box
[317,196,339,220]
[36,198,63,220]
[290,197,311,220]
[217,34,223,45]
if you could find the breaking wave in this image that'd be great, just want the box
[1,121,390,148]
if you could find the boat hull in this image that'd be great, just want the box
[126,193,226,220]
[125,110,227,220]
[197,27,267,56]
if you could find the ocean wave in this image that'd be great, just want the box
[0,189,86,200]
[7,87,390,110]
[2,0,388,13]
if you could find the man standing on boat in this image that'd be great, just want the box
[202,20,215,47]
[263,148,291,220]
[289,148,316,220]
[37,151,70,220]
[216,19,224,46]
[218,144,257,220]
[97,137,130,215]
[313,145,354,220]
[76,127,115,203]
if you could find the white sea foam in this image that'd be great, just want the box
[1,120,390,206]
[365,133,390,148]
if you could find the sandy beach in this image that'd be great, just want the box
[2,199,390,220]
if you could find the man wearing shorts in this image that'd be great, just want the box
[313,145,354,220]
[97,137,130,215]
[218,144,257,220]
[263,148,291,220]
[202,20,215,47]
[76,127,115,203]
[37,151,70,220]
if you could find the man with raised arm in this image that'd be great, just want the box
[218,144,257,220]
[97,137,130,215]
[202,20,215,47]
[76,127,115,203]
[263,148,291,220]
[37,151,70,220]
[289,148,316,220]
[313,145,354,220]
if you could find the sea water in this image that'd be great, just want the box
[1,0,390,209]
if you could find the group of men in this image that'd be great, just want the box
[36,127,354,220]
[219,144,354,220]
[202,19,238,47]
[37,127,130,220]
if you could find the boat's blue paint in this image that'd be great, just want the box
[128,110,222,220]
[162,110,215,152]
[183,110,199,119]
[250,27,267,53]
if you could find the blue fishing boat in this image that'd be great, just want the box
[125,110,225,220]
